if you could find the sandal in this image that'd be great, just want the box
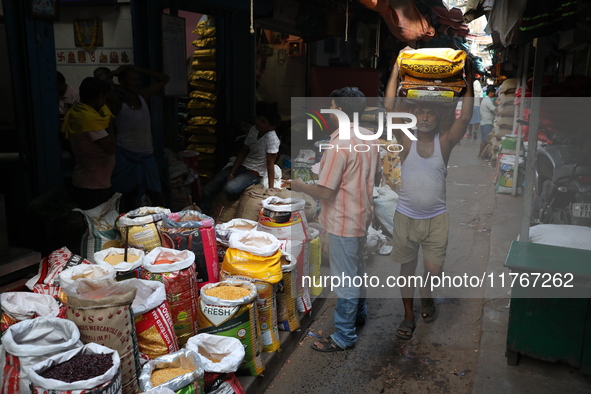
[396,319,416,340]
[311,336,354,352]
[421,298,436,322]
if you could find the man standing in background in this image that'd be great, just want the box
[478,85,496,158]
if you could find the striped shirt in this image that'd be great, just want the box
[318,125,381,237]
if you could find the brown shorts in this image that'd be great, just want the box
[391,211,450,266]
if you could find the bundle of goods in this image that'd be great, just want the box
[396,47,468,103]
[214,218,258,263]
[489,78,518,160]
[198,281,264,376]
[141,248,199,346]
[257,197,312,313]
[138,349,204,393]
[220,272,280,353]
[159,210,219,289]
[186,333,245,392]
[0,292,60,333]
[27,343,121,394]
[117,207,171,252]
[64,278,141,394]
[26,246,91,303]
[128,279,179,360]
[373,184,399,236]
[275,254,300,332]
[495,154,525,195]
[0,317,82,393]
[94,247,145,281]
[221,231,283,285]
[74,193,122,262]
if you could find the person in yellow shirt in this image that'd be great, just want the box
[61,77,116,209]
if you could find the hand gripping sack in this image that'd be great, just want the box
[138,349,204,393]
[128,279,180,360]
[0,317,82,394]
[198,281,264,376]
[0,293,60,333]
[141,248,199,346]
[27,343,121,394]
[186,333,245,373]
[117,207,171,252]
[64,278,141,394]
[94,247,145,281]
[160,210,219,289]
[221,231,282,284]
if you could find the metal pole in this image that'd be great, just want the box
[511,45,529,196]
[520,37,547,243]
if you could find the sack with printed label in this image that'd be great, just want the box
[58,264,116,304]
[0,293,60,334]
[27,343,121,394]
[198,281,264,376]
[75,193,123,262]
[117,207,171,252]
[221,231,282,284]
[221,273,279,352]
[128,279,180,360]
[0,317,82,394]
[278,239,312,313]
[257,197,310,241]
[397,47,467,79]
[138,349,204,393]
[26,247,92,303]
[186,333,245,374]
[275,255,300,332]
[160,210,219,289]
[308,229,323,297]
[214,219,258,263]
[64,278,141,394]
[141,248,199,346]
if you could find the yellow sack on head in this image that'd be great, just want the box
[222,248,283,284]
[397,47,466,79]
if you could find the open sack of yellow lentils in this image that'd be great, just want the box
[1,194,322,393]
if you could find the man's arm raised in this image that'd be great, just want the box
[444,60,474,147]
[384,62,409,145]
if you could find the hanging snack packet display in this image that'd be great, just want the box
[141,248,199,346]
[128,279,179,360]
[275,254,300,332]
[257,197,310,241]
[138,349,204,393]
[117,207,171,252]
[198,281,264,376]
[0,293,60,333]
[26,247,92,302]
[160,210,219,289]
[27,343,121,394]
[64,278,141,394]
[94,247,145,281]
[0,317,82,394]
[221,273,280,353]
[221,231,282,284]
[74,193,122,262]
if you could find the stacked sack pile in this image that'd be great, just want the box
[482,78,518,161]
[1,188,323,391]
[185,16,218,183]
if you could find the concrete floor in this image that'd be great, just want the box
[263,138,591,394]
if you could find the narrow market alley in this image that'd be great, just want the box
[264,138,591,394]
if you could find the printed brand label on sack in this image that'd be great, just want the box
[407,89,455,101]
[200,300,239,327]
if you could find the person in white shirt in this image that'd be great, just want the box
[200,105,282,214]
[478,85,496,158]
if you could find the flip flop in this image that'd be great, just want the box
[311,336,354,352]
[421,298,436,322]
[396,319,415,340]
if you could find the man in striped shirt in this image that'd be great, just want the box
[288,87,382,352]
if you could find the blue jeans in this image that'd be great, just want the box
[481,124,493,141]
[201,166,260,214]
[329,234,367,349]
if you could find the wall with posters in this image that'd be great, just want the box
[54,4,133,91]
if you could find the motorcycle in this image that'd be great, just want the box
[532,127,591,227]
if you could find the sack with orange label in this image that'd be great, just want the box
[221,231,282,284]
[140,248,199,346]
